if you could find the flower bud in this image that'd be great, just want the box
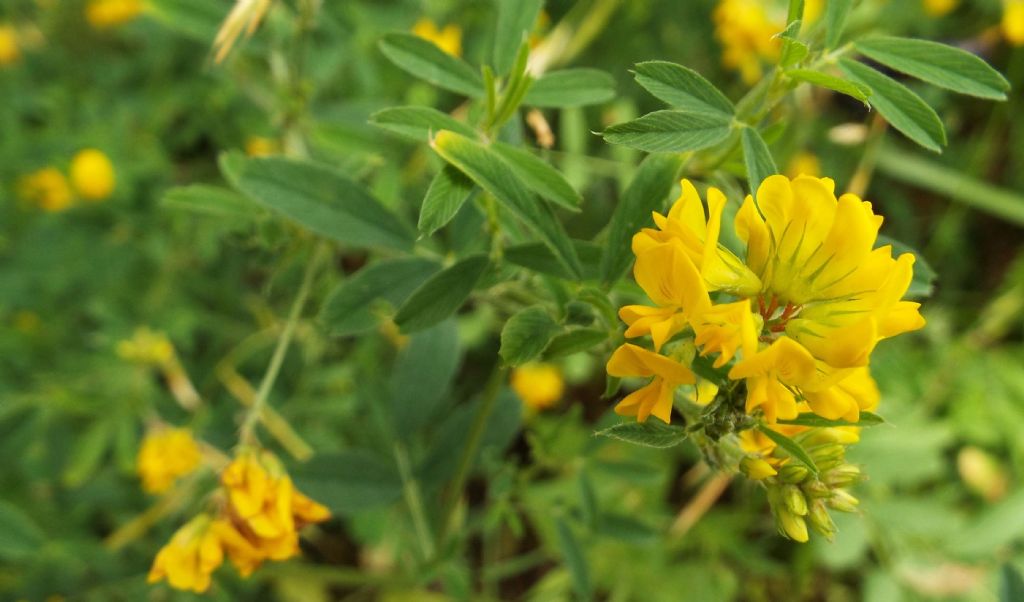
[740,456,777,480]
[827,489,859,513]
[778,464,809,484]
[809,443,845,464]
[775,507,809,542]
[807,499,835,541]
[802,480,831,498]
[957,446,1008,502]
[782,485,808,516]
[825,464,862,488]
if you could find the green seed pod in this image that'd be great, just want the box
[782,484,808,516]
[778,464,810,484]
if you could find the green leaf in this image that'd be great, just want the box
[232,157,415,250]
[776,411,885,428]
[391,320,462,435]
[855,36,1011,100]
[504,240,603,280]
[524,69,616,108]
[491,142,582,211]
[290,451,403,513]
[493,0,543,75]
[544,328,609,359]
[147,0,222,42]
[756,425,819,475]
[419,166,476,236]
[1000,564,1024,602]
[394,255,491,333]
[161,184,258,219]
[379,33,484,98]
[785,68,872,103]
[877,234,937,299]
[320,257,441,336]
[875,144,1024,227]
[500,306,560,366]
[740,127,778,196]
[0,500,44,561]
[825,0,854,49]
[780,39,809,69]
[554,517,593,602]
[839,59,946,153]
[600,153,685,284]
[370,106,477,142]
[595,421,690,449]
[62,419,111,488]
[603,110,733,153]
[431,130,582,278]
[632,61,734,116]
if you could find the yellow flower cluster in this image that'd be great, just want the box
[1005,0,1024,46]
[148,451,330,593]
[137,427,202,494]
[0,24,20,67]
[511,363,565,411]
[117,327,174,365]
[713,0,782,84]
[86,0,144,29]
[17,149,116,212]
[412,17,463,57]
[608,175,924,426]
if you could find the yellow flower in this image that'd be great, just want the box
[245,136,277,157]
[137,427,203,494]
[86,0,143,28]
[70,149,116,201]
[148,515,225,593]
[117,327,174,365]
[18,168,73,212]
[0,24,20,67]
[713,0,783,84]
[412,18,462,57]
[803,0,824,22]
[606,343,695,423]
[801,366,879,422]
[923,0,959,16]
[785,152,821,179]
[1004,0,1024,46]
[511,363,564,411]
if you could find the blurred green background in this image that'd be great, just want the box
[1,0,1024,600]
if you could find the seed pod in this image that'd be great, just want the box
[782,484,808,516]
[778,464,810,484]
[807,499,835,541]
[827,489,860,513]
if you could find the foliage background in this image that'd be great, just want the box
[1,0,1024,600]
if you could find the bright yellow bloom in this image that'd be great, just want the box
[70,149,116,201]
[713,0,782,84]
[1004,0,1024,45]
[86,0,143,28]
[18,168,73,212]
[511,363,564,411]
[412,18,462,57]
[802,366,879,422]
[148,515,224,593]
[137,427,202,494]
[606,343,694,423]
[0,24,19,67]
[785,152,821,179]
[923,0,959,16]
[803,0,824,22]
[245,136,277,157]
[117,327,174,365]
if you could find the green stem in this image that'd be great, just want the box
[239,242,328,446]
[394,443,436,559]
[440,366,507,542]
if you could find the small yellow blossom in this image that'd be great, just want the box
[18,168,74,212]
[117,327,175,365]
[957,446,1008,501]
[923,0,959,16]
[70,149,116,201]
[148,515,224,593]
[511,363,564,411]
[137,427,203,494]
[713,0,782,84]
[412,18,462,57]
[0,24,20,67]
[86,0,144,28]
[606,343,695,423]
[785,152,821,179]
[1004,0,1024,46]
[245,136,277,157]
[740,456,778,480]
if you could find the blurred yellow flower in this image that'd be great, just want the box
[785,152,821,179]
[147,515,224,593]
[0,24,20,67]
[803,0,824,22]
[713,0,782,84]
[1004,0,1024,46]
[70,149,116,201]
[412,18,462,57]
[511,363,564,411]
[117,327,174,365]
[137,427,202,494]
[18,168,73,212]
[245,136,277,157]
[86,0,144,28]
[922,0,959,16]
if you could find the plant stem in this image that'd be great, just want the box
[239,242,328,446]
[440,366,507,542]
[394,443,436,559]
